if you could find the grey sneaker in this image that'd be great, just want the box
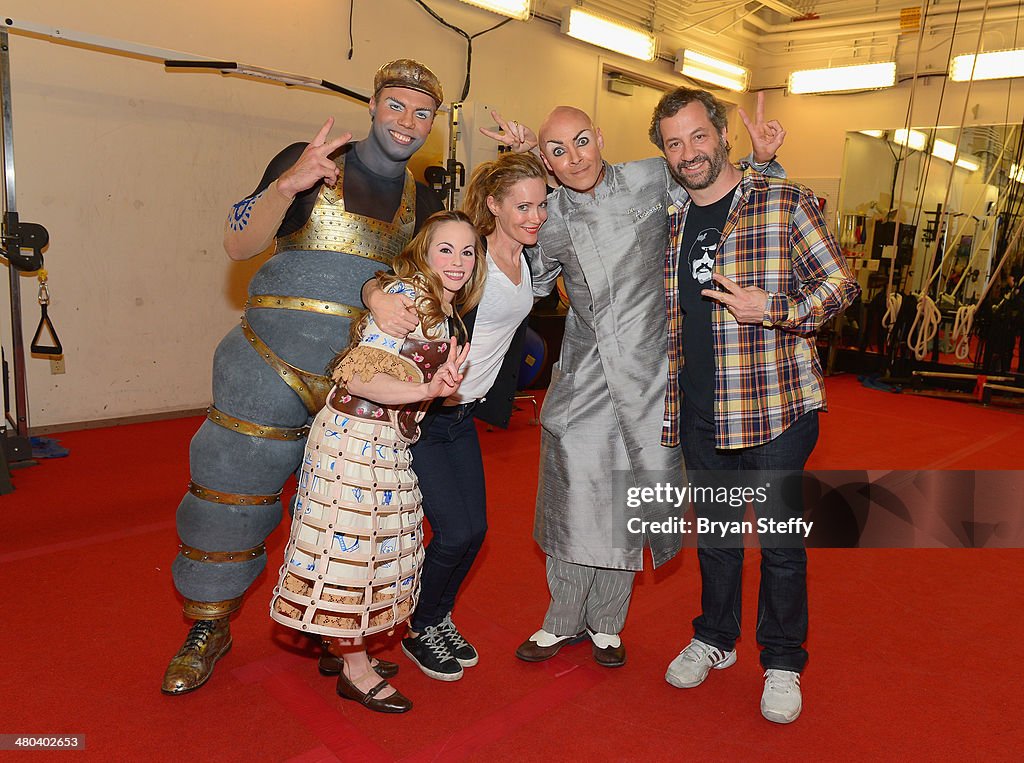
[761,669,802,723]
[402,625,463,681]
[437,612,479,667]
[665,638,737,688]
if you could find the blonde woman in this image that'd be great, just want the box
[364,152,550,680]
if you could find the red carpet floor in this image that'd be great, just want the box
[2,375,1022,761]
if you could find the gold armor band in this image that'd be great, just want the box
[240,318,332,415]
[245,294,362,319]
[183,596,244,620]
[206,405,310,441]
[188,479,281,506]
[275,153,416,264]
[179,543,266,564]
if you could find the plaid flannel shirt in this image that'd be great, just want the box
[662,168,859,450]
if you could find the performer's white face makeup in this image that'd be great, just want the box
[368,86,437,163]
[538,107,606,195]
[486,177,548,247]
[427,221,477,303]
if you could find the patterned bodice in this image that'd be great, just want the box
[329,335,452,442]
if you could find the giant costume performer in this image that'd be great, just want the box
[162,60,445,695]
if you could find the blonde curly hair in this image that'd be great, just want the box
[326,210,485,378]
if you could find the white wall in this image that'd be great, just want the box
[4,0,1023,428]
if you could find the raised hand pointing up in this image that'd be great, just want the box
[737,92,786,164]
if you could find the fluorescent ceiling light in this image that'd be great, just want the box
[931,138,958,162]
[892,128,928,151]
[561,8,656,62]
[788,61,896,94]
[458,0,530,21]
[675,49,749,92]
[1010,163,1024,183]
[950,48,1024,82]
[859,129,885,138]
[931,137,980,171]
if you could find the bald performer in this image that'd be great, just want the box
[483,101,785,667]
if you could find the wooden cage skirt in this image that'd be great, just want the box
[270,401,424,638]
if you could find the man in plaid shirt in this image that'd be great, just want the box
[654,87,859,723]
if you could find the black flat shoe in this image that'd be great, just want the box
[335,672,412,714]
[319,652,399,679]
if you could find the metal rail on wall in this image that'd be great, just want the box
[1,26,33,465]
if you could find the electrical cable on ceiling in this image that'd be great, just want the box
[348,1,355,60]
[412,0,512,101]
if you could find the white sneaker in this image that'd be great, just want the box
[665,638,737,688]
[761,669,802,724]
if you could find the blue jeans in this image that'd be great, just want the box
[409,403,487,632]
[681,404,818,672]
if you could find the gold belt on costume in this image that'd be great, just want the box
[245,294,361,319]
[187,480,281,506]
[206,405,309,441]
[178,542,266,563]
[240,318,332,415]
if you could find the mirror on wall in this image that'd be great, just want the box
[835,123,1023,371]
[839,123,1021,302]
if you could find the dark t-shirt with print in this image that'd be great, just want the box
[677,184,738,421]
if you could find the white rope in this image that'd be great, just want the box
[920,0,993,298]
[951,304,976,360]
[882,291,903,346]
[907,294,942,361]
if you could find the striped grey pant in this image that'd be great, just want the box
[542,556,636,636]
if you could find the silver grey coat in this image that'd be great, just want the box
[531,158,684,571]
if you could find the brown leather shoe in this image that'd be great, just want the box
[161,619,232,695]
[336,671,412,714]
[515,631,587,662]
[592,641,627,668]
[319,653,399,679]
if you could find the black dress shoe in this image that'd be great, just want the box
[336,672,412,714]
[319,652,399,679]
[592,641,627,668]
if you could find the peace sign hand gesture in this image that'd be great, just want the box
[478,110,538,154]
[701,274,770,324]
[276,117,353,198]
[425,339,472,399]
[738,92,786,164]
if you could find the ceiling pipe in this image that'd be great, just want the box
[741,0,1020,34]
[731,5,1023,44]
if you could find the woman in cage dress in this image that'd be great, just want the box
[269,210,484,713]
